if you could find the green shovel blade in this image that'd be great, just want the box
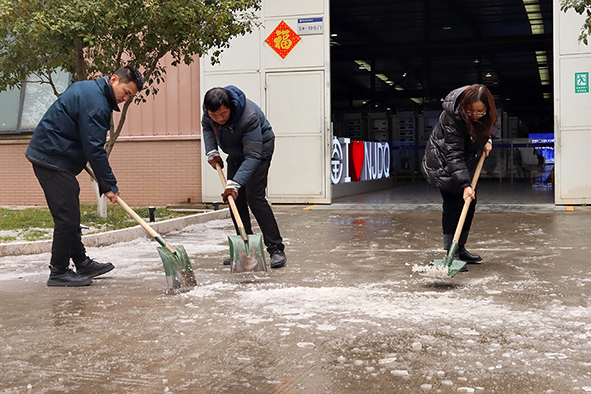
[228,233,267,273]
[157,244,197,290]
[419,258,467,277]
[417,241,467,277]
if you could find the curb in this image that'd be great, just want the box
[0,208,231,257]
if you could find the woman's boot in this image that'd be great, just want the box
[458,231,482,263]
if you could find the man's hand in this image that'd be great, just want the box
[208,155,223,170]
[104,190,119,204]
[463,186,475,202]
[221,187,238,204]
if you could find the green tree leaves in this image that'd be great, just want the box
[561,0,591,45]
[0,0,260,153]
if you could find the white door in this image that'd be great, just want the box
[265,71,330,203]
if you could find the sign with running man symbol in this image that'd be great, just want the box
[575,72,589,93]
[265,21,302,59]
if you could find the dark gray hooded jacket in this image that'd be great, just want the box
[421,85,487,194]
[201,85,275,186]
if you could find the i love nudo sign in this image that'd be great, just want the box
[331,137,391,184]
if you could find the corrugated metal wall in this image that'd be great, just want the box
[0,54,204,207]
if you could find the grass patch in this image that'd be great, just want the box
[0,207,54,230]
[0,205,195,243]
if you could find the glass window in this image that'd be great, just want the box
[21,72,70,129]
[0,70,70,134]
[0,87,20,132]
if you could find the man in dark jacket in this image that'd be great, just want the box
[202,85,286,268]
[26,65,144,287]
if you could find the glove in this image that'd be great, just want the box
[208,155,223,170]
[221,187,238,204]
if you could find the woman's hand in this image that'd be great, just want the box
[463,186,475,202]
[484,141,492,157]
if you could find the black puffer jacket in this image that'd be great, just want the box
[421,86,486,194]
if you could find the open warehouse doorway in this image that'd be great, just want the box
[329,0,555,204]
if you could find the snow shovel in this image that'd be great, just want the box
[215,163,267,273]
[84,166,196,291]
[418,153,486,278]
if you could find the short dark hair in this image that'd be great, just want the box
[114,65,144,91]
[204,87,233,112]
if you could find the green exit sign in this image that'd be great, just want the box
[575,72,589,93]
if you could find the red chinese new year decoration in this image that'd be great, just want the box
[265,20,301,59]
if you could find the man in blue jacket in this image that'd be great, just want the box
[202,86,286,268]
[26,65,144,287]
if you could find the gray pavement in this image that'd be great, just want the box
[2,182,591,393]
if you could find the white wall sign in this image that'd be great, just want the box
[331,137,390,184]
[298,18,323,35]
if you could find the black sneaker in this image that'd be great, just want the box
[223,258,231,266]
[75,257,115,278]
[47,267,92,287]
[270,251,287,269]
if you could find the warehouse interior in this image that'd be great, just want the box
[329,0,554,189]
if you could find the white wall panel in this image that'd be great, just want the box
[266,71,324,135]
[265,71,328,201]
[559,9,588,56]
[201,0,330,203]
[264,0,324,18]
[268,136,325,197]
[203,19,262,73]
[202,73,262,107]
[558,130,591,201]
[558,58,591,128]
[263,19,325,69]
[554,2,591,204]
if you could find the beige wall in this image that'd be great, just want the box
[0,137,201,207]
[0,54,204,207]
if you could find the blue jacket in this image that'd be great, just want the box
[202,85,275,186]
[26,77,119,193]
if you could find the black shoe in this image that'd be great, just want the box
[75,257,115,278]
[47,267,92,287]
[270,251,287,268]
[223,258,231,266]
[459,249,482,264]
[459,265,468,272]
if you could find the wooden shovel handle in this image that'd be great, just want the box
[215,164,249,242]
[83,165,176,254]
[452,153,486,244]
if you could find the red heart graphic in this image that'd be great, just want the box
[350,140,364,181]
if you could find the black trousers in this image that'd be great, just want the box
[33,165,87,270]
[226,157,284,254]
[440,189,477,235]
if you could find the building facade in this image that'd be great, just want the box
[0,54,202,207]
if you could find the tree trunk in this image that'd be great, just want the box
[91,179,108,218]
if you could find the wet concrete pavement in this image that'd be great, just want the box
[1,184,591,393]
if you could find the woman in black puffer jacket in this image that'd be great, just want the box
[422,84,496,269]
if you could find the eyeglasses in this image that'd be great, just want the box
[467,110,487,117]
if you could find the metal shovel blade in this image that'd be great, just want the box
[228,234,267,273]
[418,258,467,278]
[157,244,197,291]
[417,242,466,278]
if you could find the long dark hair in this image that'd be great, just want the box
[459,84,496,143]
